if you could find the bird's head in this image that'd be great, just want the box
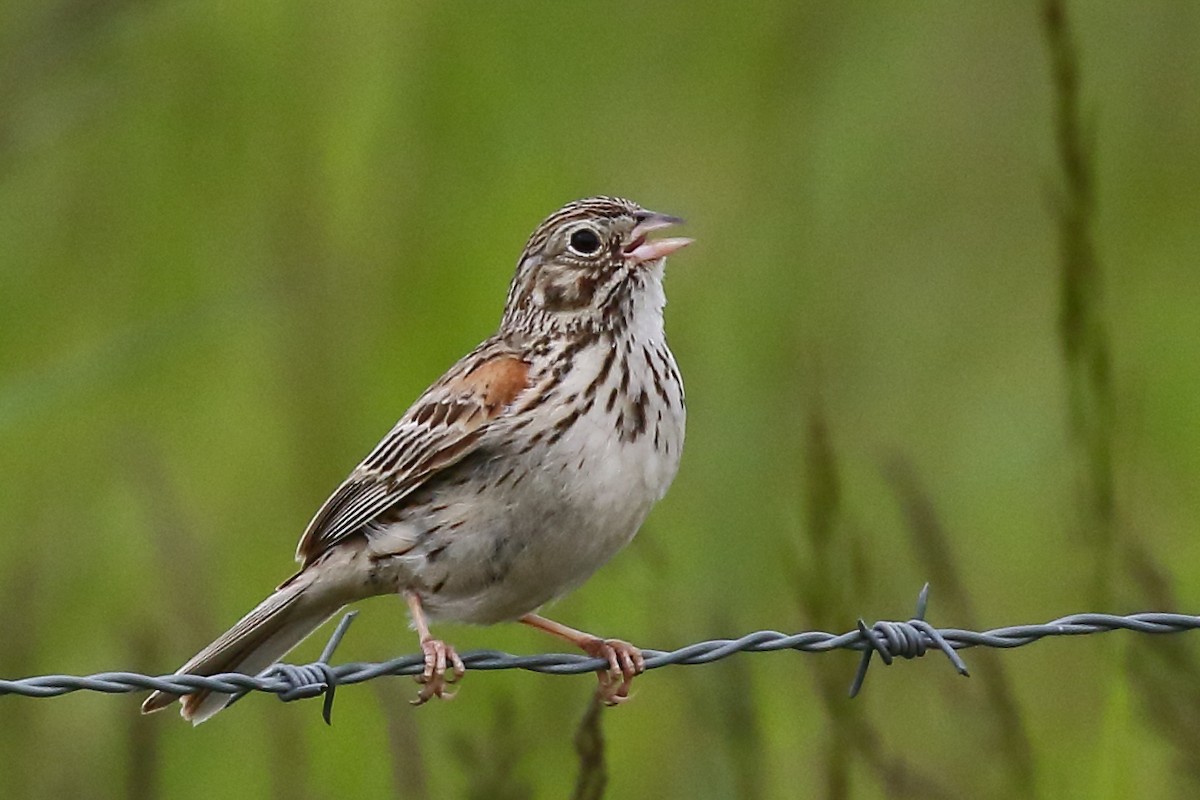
[501,196,691,335]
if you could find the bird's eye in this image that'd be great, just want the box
[568,227,603,256]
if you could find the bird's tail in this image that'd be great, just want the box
[141,570,344,725]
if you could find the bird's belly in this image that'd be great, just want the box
[376,396,684,624]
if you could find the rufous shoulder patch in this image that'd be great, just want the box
[458,354,530,412]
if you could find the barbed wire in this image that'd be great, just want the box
[2,585,1198,724]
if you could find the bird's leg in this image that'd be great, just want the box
[404,590,465,705]
[520,613,644,705]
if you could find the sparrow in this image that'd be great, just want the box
[141,196,691,723]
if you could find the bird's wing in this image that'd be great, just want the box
[295,339,532,565]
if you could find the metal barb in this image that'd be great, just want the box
[848,584,969,698]
[318,611,357,723]
[264,611,357,725]
[321,612,358,663]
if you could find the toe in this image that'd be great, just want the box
[434,643,447,676]
[448,648,466,682]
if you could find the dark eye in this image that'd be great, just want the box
[568,227,603,256]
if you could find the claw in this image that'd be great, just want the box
[411,638,465,706]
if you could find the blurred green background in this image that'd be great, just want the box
[2,1,1199,798]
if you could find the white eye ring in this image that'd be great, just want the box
[567,226,603,256]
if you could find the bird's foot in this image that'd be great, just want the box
[411,637,465,705]
[580,638,644,706]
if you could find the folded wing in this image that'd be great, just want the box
[295,340,531,565]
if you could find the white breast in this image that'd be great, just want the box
[396,266,685,624]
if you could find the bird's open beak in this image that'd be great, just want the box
[624,212,693,265]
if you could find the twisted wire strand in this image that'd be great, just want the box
[3,586,1198,722]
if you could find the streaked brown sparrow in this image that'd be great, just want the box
[142,196,691,723]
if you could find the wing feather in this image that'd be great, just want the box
[294,340,531,564]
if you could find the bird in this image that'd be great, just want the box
[141,195,692,723]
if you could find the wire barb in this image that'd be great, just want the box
[848,584,970,698]
[3,590,1199,715]
[264,611,357,724]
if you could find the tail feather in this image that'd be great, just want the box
[142,573,343,724]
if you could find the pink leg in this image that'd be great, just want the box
[520,614,645,706]
[405,591,465,705]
